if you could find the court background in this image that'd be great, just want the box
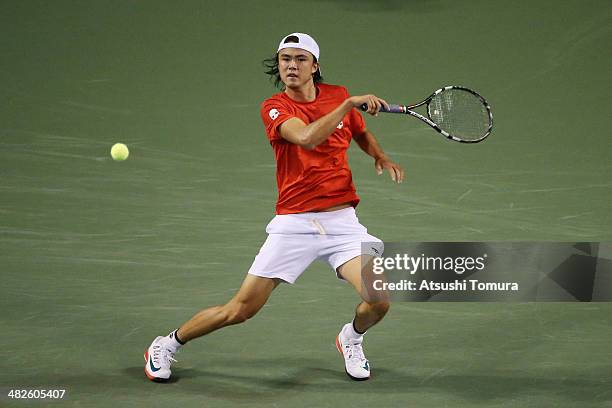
[1,1,611,407]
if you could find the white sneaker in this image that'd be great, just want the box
[335,324,370,381]
[144,336,177,382]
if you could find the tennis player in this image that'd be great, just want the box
[145,32,404,382]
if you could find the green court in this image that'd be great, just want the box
[1,1,611,407]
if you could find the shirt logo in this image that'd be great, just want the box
[337,121,344,129]
[269,109,280,120]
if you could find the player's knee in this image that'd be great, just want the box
[225,302,260,324]
[226,307,248,324]
[369,300,390,317]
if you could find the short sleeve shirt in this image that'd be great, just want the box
[260,83,366,214]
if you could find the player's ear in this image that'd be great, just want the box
[312,61,319,75]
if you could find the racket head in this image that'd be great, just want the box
[426,86,493,143]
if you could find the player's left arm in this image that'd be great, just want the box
[353,129,404,184]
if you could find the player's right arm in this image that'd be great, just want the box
[279,95,388,150]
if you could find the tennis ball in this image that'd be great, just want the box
[110,143,129,161]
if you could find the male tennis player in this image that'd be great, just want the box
[144,32,403,382]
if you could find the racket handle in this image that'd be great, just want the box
[360,103,406,113]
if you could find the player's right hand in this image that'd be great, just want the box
[348,94,389,116]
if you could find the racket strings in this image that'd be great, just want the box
[428,89,491,141]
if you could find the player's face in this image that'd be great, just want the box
[278,49,319,89]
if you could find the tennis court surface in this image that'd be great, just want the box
[2,1,611,407]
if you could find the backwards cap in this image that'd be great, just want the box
[277,33,320,60]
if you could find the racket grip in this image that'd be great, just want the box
[359,103,405,113]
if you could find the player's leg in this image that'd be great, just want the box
[177,274,281,342]
[145,221,318,382]
[144,274,280,382]
[337,254,390,333]
[311,208,387,380]
[334,254,389,381]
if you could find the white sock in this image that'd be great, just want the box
[165,329,184,352]
[343,320,365,342]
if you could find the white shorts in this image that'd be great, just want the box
[247,207,383,284]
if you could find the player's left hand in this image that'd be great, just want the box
[375,157,404,183]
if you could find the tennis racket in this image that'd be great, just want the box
[361,86,493,143]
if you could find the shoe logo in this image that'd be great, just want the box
[149,356,161,372]
[362,361,369,370]
[371,247,380,255]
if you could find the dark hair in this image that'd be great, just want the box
[263,36,323,89]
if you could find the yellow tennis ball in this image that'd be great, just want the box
[110,143,129,161]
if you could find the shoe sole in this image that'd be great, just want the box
[335,335,370,381]
[144,350,170,383]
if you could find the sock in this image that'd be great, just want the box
[166,329,185,351]
[352,319,367,335]
[173,329,186,345]
[343,319,365,341]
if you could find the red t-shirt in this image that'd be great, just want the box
[260,83,366,215]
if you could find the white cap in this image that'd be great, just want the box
[277,32,320,60]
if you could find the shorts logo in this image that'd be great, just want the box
[337,121,344,129]
[269,109,280,120]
